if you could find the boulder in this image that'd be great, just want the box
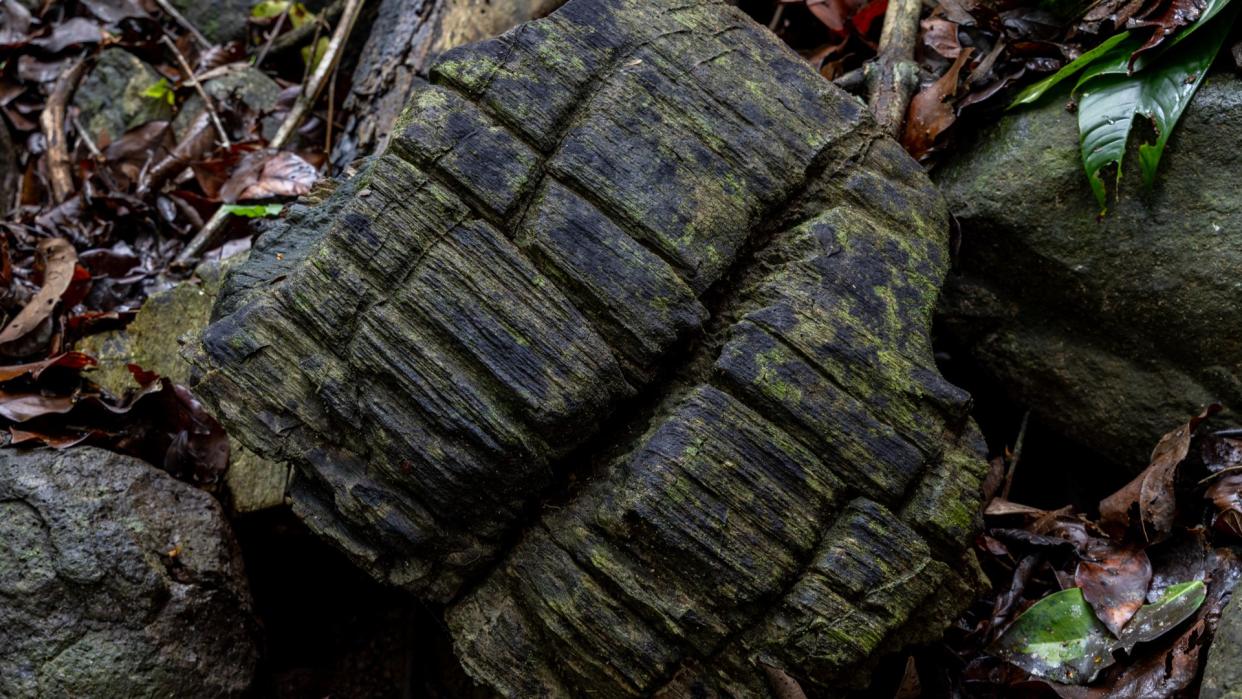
[168,0,252,44]
[74,48,173,144]
[190,0,989,695]
[936,75,1242,471]
[1204,592,1242,699]
[172,66,283,142]
[0,447,259,697]
[80,258,289,514]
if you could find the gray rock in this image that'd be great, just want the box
[74,48,173,144]
[79,256,290,514]
[168,0,253,44]
[1204,592,1242,699]
[173,66,283,142]
[0,447,258,698]
[936,75,1242,471]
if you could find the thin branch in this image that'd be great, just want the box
[152,0,211,50]
[269,0,345,57]
[160,34,231,149]
[70,114,120,191]
[864,0,922,137]
[254,8,290,67]
[173,0,367,268]
[41,56,90,205]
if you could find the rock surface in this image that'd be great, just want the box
[74,48,173,144]
[1204,592,1242,699]
[173,66,283,142]
[191,0,988,695]
[80,258,289,513]
[0,447,259,698]
[936,75,1242,471]
[168,0,253,44]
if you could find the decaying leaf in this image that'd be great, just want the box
[1207,472,1242,538]
[219,150,318,203]
[1114,580,1205,652]
[1075,543,1152,636]
[1099,405,1221,544]
[901,48,973,159]
[0,238,77,345]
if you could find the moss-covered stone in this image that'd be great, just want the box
[191,0,987,695]
[936,75,1242,472]
[73,49,173,144]
[79,257,288,513]
[168,0,253,44]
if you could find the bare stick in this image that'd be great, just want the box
[254,9,289,67]
[160,34,231,149]
[41,56,90,205]
[153,0,211,50]
[864,0,922,137]
[71,114,120,191]
[269,0,345,57]
[173,0,366,267]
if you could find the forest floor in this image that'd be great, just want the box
[1,0,1240,696]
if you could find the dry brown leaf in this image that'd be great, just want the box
[1075,542,1152,636]
[1099,405,1221,544]
[0,238,77,345]
[901,48,973,159]
[922,17,962,58]
[219,150,318,203]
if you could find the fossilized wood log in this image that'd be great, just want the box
[330,0,565,169]
[190,0,988,695]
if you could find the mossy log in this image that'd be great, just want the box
[190,0,988,694]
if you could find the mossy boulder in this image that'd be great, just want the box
[190,0,988,695]
[73,48,173,144]
[936,75,1242,472]
[79,258,289,514]
[0,447,259,697]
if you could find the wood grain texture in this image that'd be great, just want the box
[189,0,988,694]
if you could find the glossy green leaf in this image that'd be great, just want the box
[220,203,284,218]
[1115,580,1206,653]
[142,78,175,106]
[989,587,1117,684]
[1008,32,1133,109]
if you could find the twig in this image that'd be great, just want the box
[160,34,231,149]
[173,0,366,268]
[864,0,922,137]
[1001,411,1030,501]
[41,56,91,205]
[269,0,345,57]
[70,114,120,191]
[254,9,289,68]
[152,0,211,50]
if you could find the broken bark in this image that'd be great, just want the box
[329,0,565,169]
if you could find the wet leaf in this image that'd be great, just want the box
[0,238,77,345]
[1206,473,1242,538]
[31,17,104,53]
[1114,580,1206,652]
[0,391,77,422]
[0,352,96,382]
[1007,32,1133,108]
[988,587,1116,684]
[1099,405,1220,544]
[1076,543,1152,636]
[922,18,962,59]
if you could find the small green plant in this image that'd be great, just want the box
[1009,0,1239,211]
[220,203,284,218]
[142,78,176,107]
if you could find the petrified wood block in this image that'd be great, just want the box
[190,0,988,694]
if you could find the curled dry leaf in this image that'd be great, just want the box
[922,17,962,58]
[1099,405,1221,544]
[219,150,318,203]
[0,238,77,345]
[1206,472,1242,538]
[901,48,973,160]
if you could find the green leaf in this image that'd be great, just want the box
[1008,32,1133,109]
[990,580,1207,684]
[988,587,1117,684]
[1074,5,1234,209]
[1115,580,1206,653]
[250,0,290,19]
[142,78,175,107]
[220,203,284,218]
